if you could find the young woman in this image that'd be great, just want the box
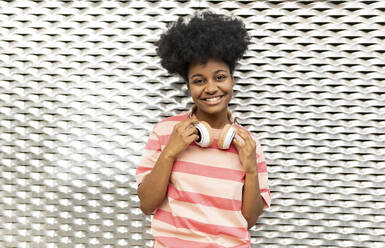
[136,11,271,248]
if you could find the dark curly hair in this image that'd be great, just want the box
[155,11,250,83]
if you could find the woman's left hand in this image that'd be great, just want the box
[233,127,257,174]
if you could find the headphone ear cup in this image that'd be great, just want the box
[194,121,213,147]
[218,124,236,149]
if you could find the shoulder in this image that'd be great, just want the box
[153,111,189,133]
[235,123,262,145]
[159,111,189,124]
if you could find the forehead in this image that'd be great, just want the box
[188,59,230,76]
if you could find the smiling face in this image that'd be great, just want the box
[187,59,234,119]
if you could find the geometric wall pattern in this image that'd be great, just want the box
[0,0,384,247]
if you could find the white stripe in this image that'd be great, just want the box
[152,218,248,247]
[171,172,244,200]
[159,198,247,228]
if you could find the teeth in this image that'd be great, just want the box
[206,96,221,102]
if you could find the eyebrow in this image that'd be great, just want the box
[190,70,228,80]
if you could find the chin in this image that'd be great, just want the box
[196,101,229,114]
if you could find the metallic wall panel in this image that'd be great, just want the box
[0,0,384,247]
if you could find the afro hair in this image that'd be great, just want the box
[155,11,250,82]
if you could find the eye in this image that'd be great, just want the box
[216,74,227,81]
[192,79,204,84]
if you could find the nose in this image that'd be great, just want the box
[205,79,218,93]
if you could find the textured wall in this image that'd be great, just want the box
[0,0,384,247]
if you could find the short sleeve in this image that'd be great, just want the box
[252,135,271,209]
[136,125,162,185]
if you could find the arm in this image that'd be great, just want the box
[241,171,264,228]
[233,127,264,228]
[137,116,199,215]
[137,148,176,215]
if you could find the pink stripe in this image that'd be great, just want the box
[136,166,152,175]
[173,160,245,182]
[158,134,170,146]
[159,113,188,123]
[155,236,250,248]
[145,139,161,150]
[189,139,239,153]
[155,236,219,248]
[154,209,247,239]
[260,188,269,193]
[168,184,242,211]
[257,161,267,173]
[158,134,239,153]
[158,135,261,157]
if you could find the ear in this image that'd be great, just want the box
[187,81,191,94]
[231,74,235,86]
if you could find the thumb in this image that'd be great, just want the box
[233,135,244,147]
[233,136,241,150]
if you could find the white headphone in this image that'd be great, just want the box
[188,105,238,149]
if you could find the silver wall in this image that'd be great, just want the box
[0,0,384,247]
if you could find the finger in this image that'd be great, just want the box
[187,113,198,121]
[187,134,199,143]
[232,136,241,149]
[243,130,254,145]
[182,116,199,128]
[236,127,248,139]
[179,121,193,132]
[185,125,198,136]
[190,114,198,121]
[184,121,198,132]
[233,134,245,147]
[238,130,256,149]
[236,128,251,145]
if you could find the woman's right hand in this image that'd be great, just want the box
[164,116,199,159]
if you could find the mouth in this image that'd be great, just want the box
[200,95,224,105]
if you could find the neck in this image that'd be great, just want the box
[195,108,231,129]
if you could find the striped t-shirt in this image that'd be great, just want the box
[136,112,271,248]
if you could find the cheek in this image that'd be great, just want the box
[227,91,233,101]
[189,88,200,99]
[225,85,234,97]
